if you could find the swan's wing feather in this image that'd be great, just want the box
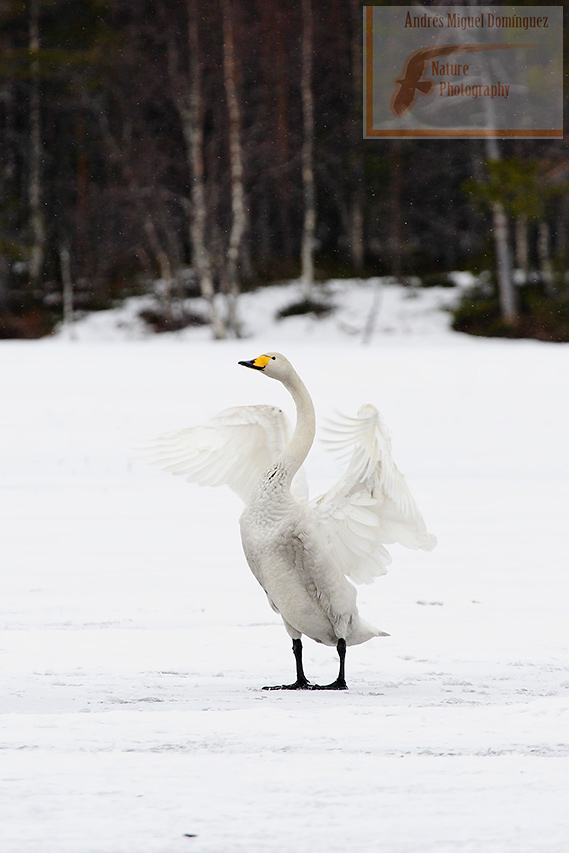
[312,405,436,584]
[141,404,306,503]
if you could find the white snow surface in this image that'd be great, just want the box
[1,279,569,852]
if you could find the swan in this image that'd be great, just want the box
[146,352,436,690]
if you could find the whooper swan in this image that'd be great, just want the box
[147,352,436,690]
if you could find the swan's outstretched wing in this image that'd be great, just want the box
[311,404,436,584]
[141,404,307,504]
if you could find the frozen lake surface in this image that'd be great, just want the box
[1,282,568,851]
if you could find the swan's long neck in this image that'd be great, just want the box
[279,369,316,482]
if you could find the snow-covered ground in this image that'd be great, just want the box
[1,280,568,852]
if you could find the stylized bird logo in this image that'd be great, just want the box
[390,43,533,117]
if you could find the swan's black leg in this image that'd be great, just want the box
[312,639,348,690]
[262,638,312,690]
[336,638,347,687]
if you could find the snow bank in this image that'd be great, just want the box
[53,277,473,343]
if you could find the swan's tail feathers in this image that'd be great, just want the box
[348,618,390,646]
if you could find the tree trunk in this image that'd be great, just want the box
[28,0,46,285]
[300,0,315,298]
[0,255,10,310]
[221,0,245,337]
[274,8,293,262]
[348,0,364,273]
[362,279,383,345]
[555,195,569,265]
[515,214,529,284]
[485,137,518,325]
[183,0,227,339]
[390,140,402,282]
[491,200,518,322]
[59,243,75,338]
[143,218,174,325]
[537,219,554,296]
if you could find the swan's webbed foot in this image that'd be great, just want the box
[262,677,313,691]
[311,677,348,690]
[262,677,347,690]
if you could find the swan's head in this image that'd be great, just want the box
[238,352,293,382]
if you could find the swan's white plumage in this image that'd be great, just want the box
[144,404,307,503]
[144,352,436,662]
[313,404,437,584]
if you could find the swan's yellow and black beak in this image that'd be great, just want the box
[239,355,271,371]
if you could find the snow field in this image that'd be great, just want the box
[1,283,569,851]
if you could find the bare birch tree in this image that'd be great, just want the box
[300,0,315,298]
[59,243,75,338]
[485,137,518,326]
[220,0,246,337]
[390,140,403,282]
[348,0,364,273]
[182,0,227,339]
[515,214,529,283]
[537,220,554,296]
[28,0,46,286]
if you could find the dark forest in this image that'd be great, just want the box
[1,0,568,340]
